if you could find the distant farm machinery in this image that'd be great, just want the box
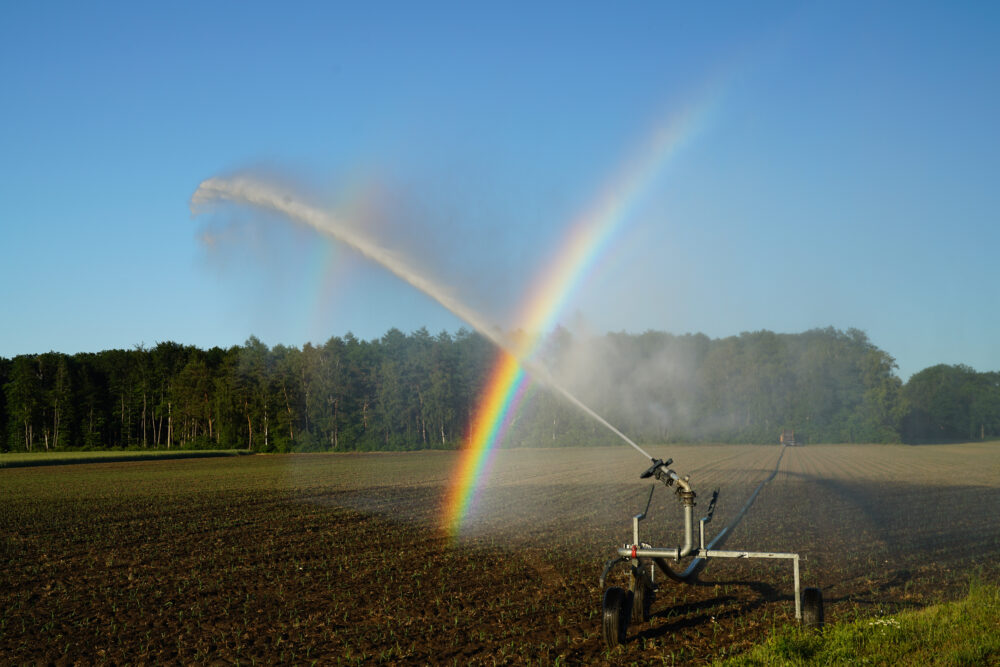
[599,455,823,648]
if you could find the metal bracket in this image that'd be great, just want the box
[632,485,655,546]
[599,555,630,589]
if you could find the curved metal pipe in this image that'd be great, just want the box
[665,469,693,493]
[599,555,630,588]
[677,446,787,579]
[679,503,695,557]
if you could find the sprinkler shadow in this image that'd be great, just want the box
[771,470,1000,557]
[631,579,784,643]
[627,553,944,645]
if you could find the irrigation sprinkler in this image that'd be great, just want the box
[599,454,823,648]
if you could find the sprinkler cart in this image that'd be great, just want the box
[599,455,823,648]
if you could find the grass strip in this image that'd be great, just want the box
[718,580,999,666]
[0,449,251,468]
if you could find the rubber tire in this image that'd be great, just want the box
[631,572,653,623]
[602,586,631,648]
[802,587,824,629]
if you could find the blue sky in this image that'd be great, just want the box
[1,1,997,381]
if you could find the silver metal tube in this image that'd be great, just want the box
[793,554,801,620]
[680,503,694,557]
[617,546,680,559]
[621,547,800,561]
[632,545,803,622]
[632,486,655,547]
[703,550,799,559]
[620,502,694,561]
[676,446,787,580]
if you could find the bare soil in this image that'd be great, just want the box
[1,443,998,664]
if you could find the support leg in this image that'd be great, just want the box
[793,555,801,620]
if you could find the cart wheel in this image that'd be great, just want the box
[802,587,824,629]
[631,571,653,623]
[602,586,631,648]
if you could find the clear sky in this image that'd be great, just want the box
[1,1,997,381]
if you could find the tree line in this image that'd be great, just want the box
[1,327,996,452]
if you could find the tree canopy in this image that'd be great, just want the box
[1,327,996,452]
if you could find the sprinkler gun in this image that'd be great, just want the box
[637,458,697,560]
[640,458,694,495]
[599,452,821,649]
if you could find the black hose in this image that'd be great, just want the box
[671,445,787,582]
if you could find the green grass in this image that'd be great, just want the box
[0,449,249,468]
[719,579,1000,666]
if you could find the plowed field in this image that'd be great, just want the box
[2,443,998,664]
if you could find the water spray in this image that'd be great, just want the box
[191,175,653,461]
[191,175,821,647]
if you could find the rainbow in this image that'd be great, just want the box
[441,100,714,538]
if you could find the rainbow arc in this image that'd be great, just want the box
[442,101,713,538]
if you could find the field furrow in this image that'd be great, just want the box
[2,443,998,664]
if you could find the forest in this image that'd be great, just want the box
[1,326,997,452]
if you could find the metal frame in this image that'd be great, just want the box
[601,457,803,620]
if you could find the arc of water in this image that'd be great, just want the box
[191,176,653,461]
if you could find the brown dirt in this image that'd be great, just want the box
[1,443,998,664]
